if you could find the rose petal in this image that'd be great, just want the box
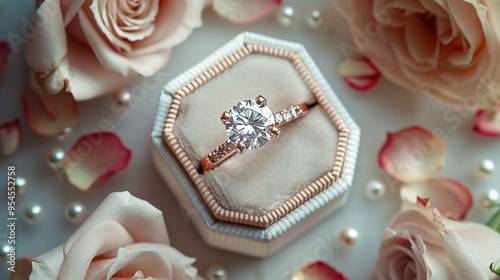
[473,105,500,137]
[22,72,78,137]
[0,119,21,156]
[64,132,131,191]
[339,57,380,90]
[292,261,349,280]
[401,178,473,220]
[0,41,10,79]
[416,196,430,207]
[213,0,281,24]
[378,126,446,183]
[433,210,491,280]
[11,256,33,280]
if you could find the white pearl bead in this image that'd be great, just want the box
[112,89,132,109]
[366,179,386,200]
[277,6,294,26]
[46,147,66,169]
[57,126,73,141]
[475,159,495,180]
[205,265,227,280]
[15,176,28,196]
[0,243,10,261]
[480,189,500,209]
[24,204,43,224]
[306,9,323,28]
[339,227,359,246]
[65,202,87,224]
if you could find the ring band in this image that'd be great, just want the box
[200,95,313,173]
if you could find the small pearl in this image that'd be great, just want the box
[65,201,87,224]
[112,89,132,109]
[475,159,495,180]
[366,179,386,200]
[339,227,359,246]
[57,126,73,141]
[24,204,43,224]
[306,9,324,28]
[0,243,10,261]
[205,265,227,280]
[15,176,28,196]
[277,6,294,26]
[46,147,66,169]
[480,189,500,209]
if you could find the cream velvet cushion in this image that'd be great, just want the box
[173,54,339,216]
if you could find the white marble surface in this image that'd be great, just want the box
[1,1,499,279]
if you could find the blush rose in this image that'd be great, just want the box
[335,0,500,108]
[372,200,500,279]
[26,0,204,101]
[30,192,198,280]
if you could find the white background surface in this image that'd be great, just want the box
[1,1,499,279]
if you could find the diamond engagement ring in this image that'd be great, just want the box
[200,95,313,173]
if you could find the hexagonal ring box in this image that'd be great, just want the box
[151,32,360,257]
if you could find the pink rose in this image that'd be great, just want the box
[30,192,198,280]
[26,0,203,101]
[335,0,500,108]
[372,200,500,279]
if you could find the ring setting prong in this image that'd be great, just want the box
[236,142,247,154]
[220,111,231,124]
[270,126,281,139]
[255,95,267,107]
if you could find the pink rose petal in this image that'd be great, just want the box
[22,73,78,137]
[339,57,380,90]
[213,0,281,24]
[292,261,349,280]
[64,132,131,191]
[473,105,500,137]
[378,126,446,183]
[416,196,430,207]
[0,119,21,156]
[400,178,473,220]
[0,41,10,79]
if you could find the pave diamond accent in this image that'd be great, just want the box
[225,100,275,150]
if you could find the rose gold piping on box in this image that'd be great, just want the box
[163,44,350,228]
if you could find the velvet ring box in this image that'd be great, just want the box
[151,32,360,257]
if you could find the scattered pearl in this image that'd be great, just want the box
[306,9,323,28]
[277,6,295,26]
[14,176,28,196]
[24,204,43,224]
[112,89,132,109]
[339,227,359,246]
[46,147,66,169]
[475,159,495,180]
[205,265,228,280]
[0,243,10,262]
[57,126,73,141]
[65,201,87,224]
[366,179,386,200]
[480,189,500,209]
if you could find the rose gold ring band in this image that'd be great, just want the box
[200,102,313,174]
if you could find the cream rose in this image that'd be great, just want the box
[372,200,500,279]
[335,0,500,108]
[26,0,203,101]
[30,192,198,280]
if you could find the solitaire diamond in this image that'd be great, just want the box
[225,100,275,149]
